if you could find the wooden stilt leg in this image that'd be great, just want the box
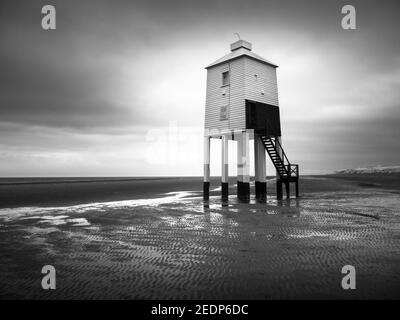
[285,182,290,199]
[203,136,210,200]
[221,135,229,202]
[236,131,250,202]
[254,135,267,202]
[277,180,283,200]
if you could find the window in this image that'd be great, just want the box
[220,106,228,121]
[222,71,230,86]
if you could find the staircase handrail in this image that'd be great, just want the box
[264,119,298,178]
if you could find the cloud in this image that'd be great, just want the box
[0,0,399,175]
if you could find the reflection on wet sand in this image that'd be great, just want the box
[0,188,399,299]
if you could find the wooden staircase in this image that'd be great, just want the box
[260,135,299,198]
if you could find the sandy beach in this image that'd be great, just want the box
[0,174,399,299]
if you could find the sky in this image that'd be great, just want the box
[0,0,399,176]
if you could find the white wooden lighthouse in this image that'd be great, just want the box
[203,39,299,202]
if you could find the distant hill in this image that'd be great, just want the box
[335,165,400,174]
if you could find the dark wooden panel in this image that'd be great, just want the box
[245,99,281,136]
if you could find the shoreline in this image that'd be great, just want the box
[1,174,400,209]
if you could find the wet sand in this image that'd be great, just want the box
[0,175,399,299]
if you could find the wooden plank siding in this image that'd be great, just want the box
[244,58,279,107]
[204,56,279,132]
[204,59,245,131]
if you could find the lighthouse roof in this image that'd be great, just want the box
[206,40,278,69]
